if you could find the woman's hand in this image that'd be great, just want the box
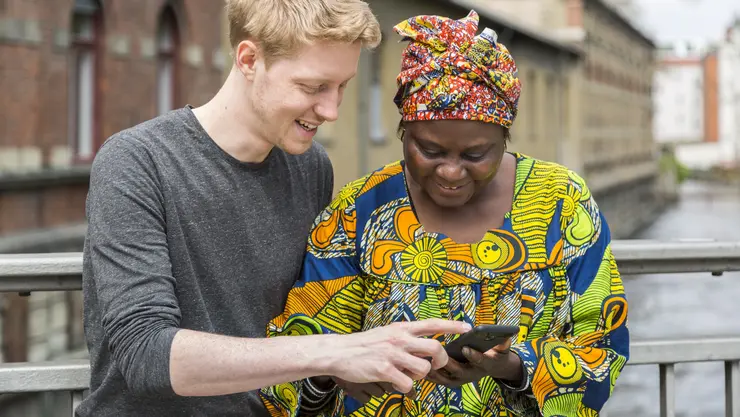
[426,338,523,388]
[332,377,415,405]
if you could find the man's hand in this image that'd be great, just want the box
[326,319,471,395]
[426,338,523,388]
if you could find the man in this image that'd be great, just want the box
[77,0,470,416]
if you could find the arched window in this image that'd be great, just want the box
[157,6,180,115]
[69,0,102,161]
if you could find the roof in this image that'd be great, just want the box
[437,0,584,58]
[588,0,656,47]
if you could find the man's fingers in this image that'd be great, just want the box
[405,319,472,337]
[387,367,414,394]
[404,338,448,370]
[397,354,432,380]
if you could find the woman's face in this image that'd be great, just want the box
[403,119,508,208]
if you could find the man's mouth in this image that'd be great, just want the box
[296,120,318,132]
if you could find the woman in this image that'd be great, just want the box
[260,10,628,417]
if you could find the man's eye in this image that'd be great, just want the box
[302,84,323,94]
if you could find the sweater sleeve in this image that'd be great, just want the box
[85,135,182,396]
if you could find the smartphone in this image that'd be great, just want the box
[444,324,519,363]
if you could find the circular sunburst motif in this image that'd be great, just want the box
[329,179,363,211]
[400,237,447,284]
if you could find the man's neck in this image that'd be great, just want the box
[191,69,273,163]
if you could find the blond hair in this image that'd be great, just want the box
[227,0,382,60]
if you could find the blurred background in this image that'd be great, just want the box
[0,0,739,416]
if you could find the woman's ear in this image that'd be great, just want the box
[397,122,406,142]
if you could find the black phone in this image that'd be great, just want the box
[444,324,519,363]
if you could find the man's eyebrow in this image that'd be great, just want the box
[293,75,355,85]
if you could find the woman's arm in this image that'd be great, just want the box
[498,176,629,416]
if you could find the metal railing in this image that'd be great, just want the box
[0,240,739,417]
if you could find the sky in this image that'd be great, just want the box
[633,0,740,46]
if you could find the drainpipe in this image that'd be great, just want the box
[356,50,370,177]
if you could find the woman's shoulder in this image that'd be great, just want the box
[331,160,406,209]
[513,153,592,198]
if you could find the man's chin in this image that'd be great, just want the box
[277,138,314,155]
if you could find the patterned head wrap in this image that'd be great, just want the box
[393,10,521,128]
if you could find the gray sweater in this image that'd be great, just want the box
[77,107,334,416]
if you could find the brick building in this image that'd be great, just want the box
[0,0,224,375]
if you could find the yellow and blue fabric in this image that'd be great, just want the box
[393,10,522,128]
[259,154,630,416]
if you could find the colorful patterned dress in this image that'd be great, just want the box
[260,153,629,416]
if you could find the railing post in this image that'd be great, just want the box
[660,363,675,417]
[727,360,740,417]
[71,390,83,416]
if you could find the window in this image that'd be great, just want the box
[157,5,180,115]
[69,0,102,162]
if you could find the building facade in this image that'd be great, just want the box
[0,0,223,414]
[653,44,707,145]
[653,43,724,171]
[716,18,740,167]
[658,19,740,171]
[443,0,661,237]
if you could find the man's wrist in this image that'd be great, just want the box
[302,334,343,378]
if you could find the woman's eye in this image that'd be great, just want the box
[420,148,443,158]
[463,153,485,161]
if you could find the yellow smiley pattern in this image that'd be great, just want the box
[261,154,629,417]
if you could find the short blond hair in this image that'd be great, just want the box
[227,0,382,60]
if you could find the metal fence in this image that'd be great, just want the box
[0,240,739,417]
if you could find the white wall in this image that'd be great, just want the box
[675,141,736,170]
[717,24,740,165]
[653,62,704,143]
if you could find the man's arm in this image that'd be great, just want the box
[170,319,470,396]
[87,135,181,396]
[88,136,469,398]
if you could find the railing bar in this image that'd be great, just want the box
[727,360,740,417]
[0,360,90,393]
[660,363,676,417]
[71,390,84,416]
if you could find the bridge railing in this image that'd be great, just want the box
[0,240,739,417]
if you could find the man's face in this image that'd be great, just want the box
[247,41,361,155]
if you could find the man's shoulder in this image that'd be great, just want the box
[91,109,193,186]
[99,109,190,156]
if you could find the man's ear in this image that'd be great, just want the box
[235,40,260,81]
